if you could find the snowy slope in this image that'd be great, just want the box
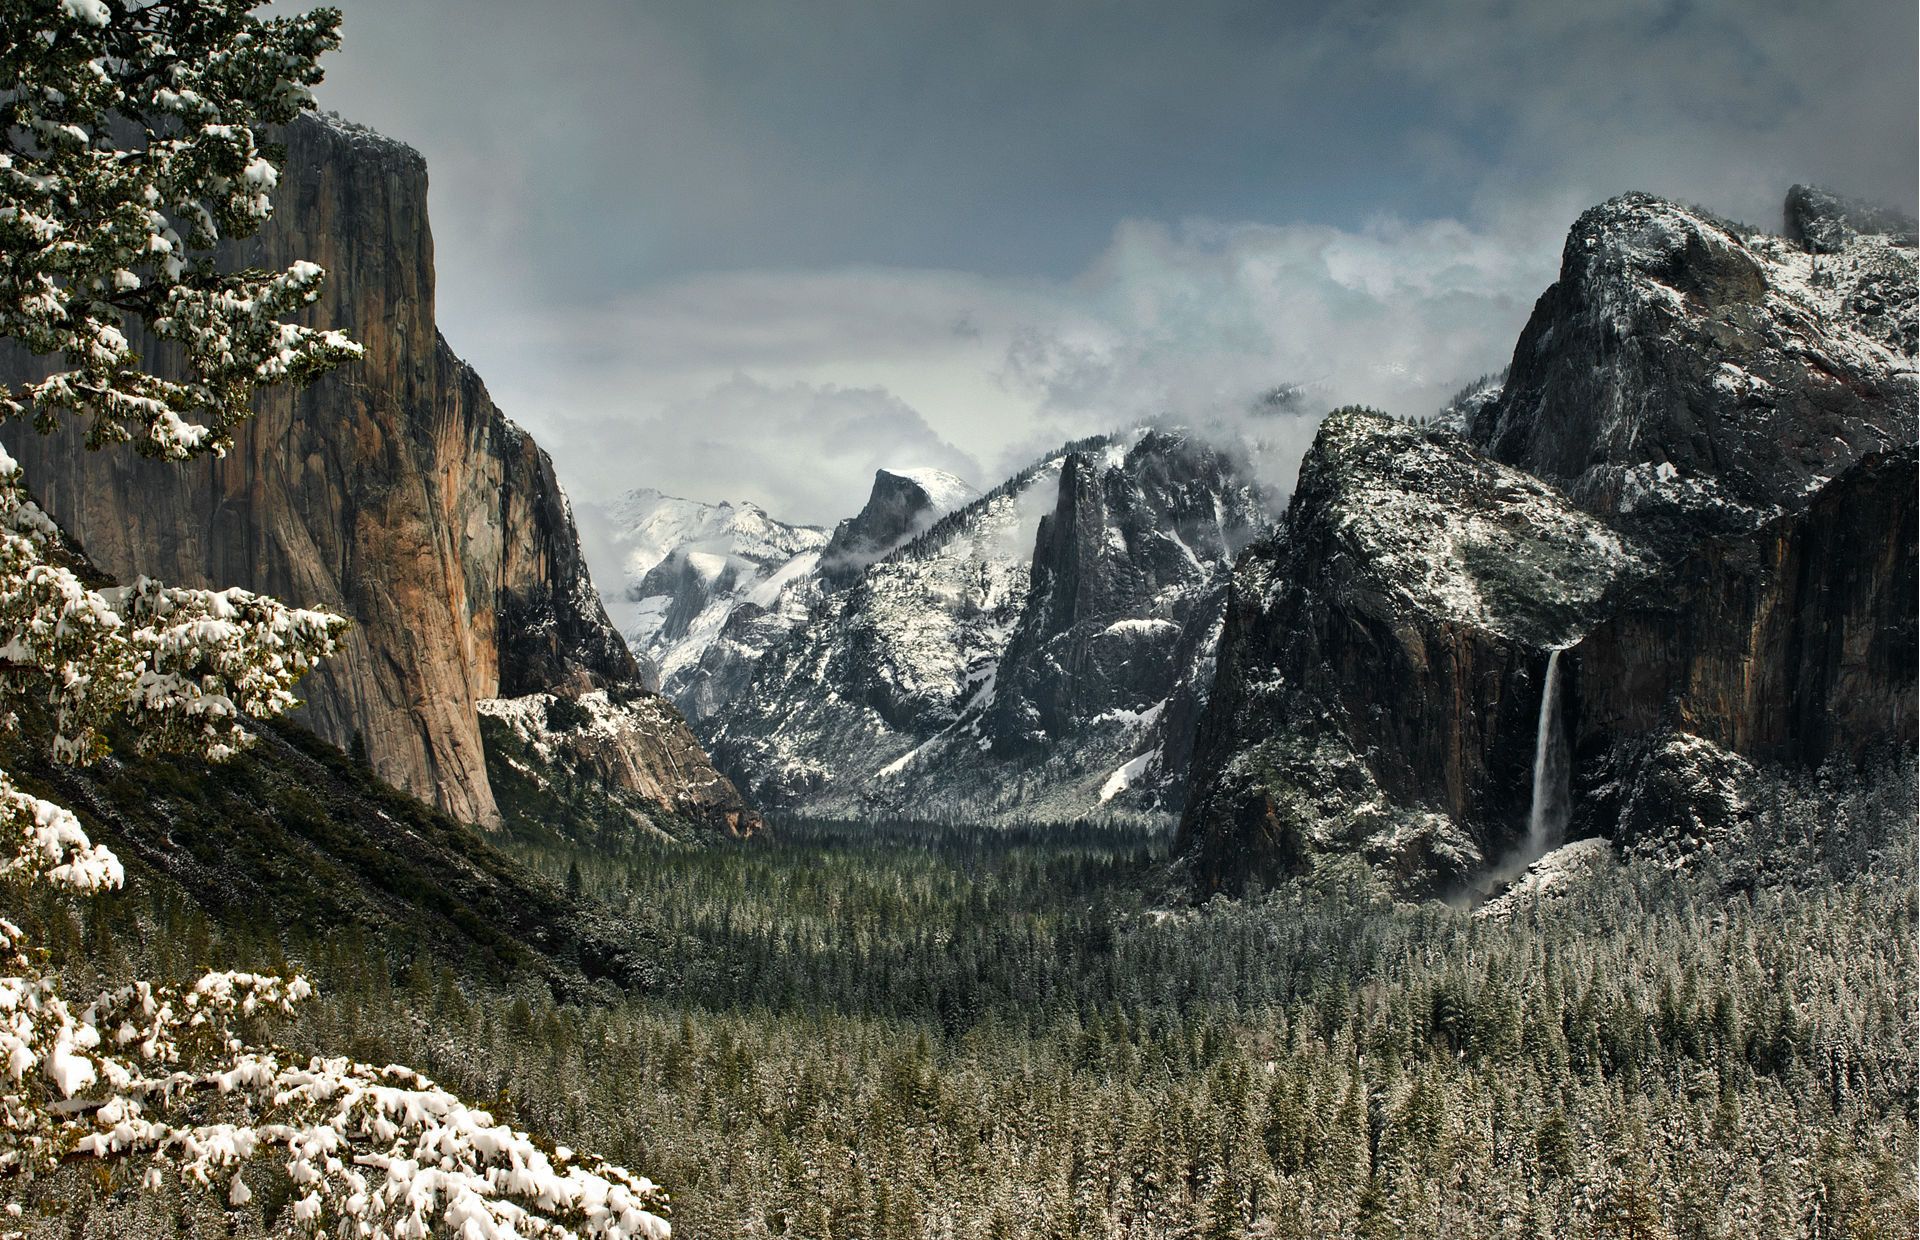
[584,490,828,715]
[709,430,1269,824]
[587,469,981,723]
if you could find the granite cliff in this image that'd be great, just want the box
[709,429,1267,822]
[1177,190,1917,896]
[0,113,755,837]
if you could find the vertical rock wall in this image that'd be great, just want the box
[1,114,660,828]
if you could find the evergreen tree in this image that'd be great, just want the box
[0,2,668,1234]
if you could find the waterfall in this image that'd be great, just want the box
[1526,648,1570,860]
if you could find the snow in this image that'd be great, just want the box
[1100,618,1180,641]
[585,487,829,705]
[1099,751,1156,803]
[1476,838,1613,920]
[1090,698,1168,731]
[710,431,1265,823]
[684,550,730,586]
[889,467,979,513]
[1309,410,1653,646]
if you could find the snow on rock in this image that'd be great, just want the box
[710,431,1269,823]
[1475,838,1613,920]
[891,467,978,514]
[1296,409,1654,648]
[1178,194,1917,899]
[479,689,760,837]
[585,489,828,719]
[1099,751,1156,803]
[1467,192,1915,543]
[1175,408,1649,897]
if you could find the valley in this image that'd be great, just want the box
[0,5,1912,1236]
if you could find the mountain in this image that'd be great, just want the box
[592,489,829,720]
[708,429,1268,822]
[817,467,979,588]
[588,467,976,724]
[1176,190,1917,896]
[1466,190,1914,545]
[0,112,755,840]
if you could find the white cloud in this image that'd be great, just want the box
[556,374,980,528]
[484,204,1564,525]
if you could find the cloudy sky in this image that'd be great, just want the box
[303,0,1917,526]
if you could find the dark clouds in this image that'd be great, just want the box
[316,0,1915,291]
[298,0,1917,525]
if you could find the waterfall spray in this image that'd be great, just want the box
[1526,648,1571,860]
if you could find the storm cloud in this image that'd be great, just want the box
[301,0,1917,523]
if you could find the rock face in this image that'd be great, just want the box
[1179,193,1917,896]
[479,691,760,838]
[710,430,1267,822]
[1175,410,1652,895]
[1466,193,1915,542]
[1784,184,1919,254]
[818,468,976,588]
[1568,445,1917,839]
[0,113,752,834]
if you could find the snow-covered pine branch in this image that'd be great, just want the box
[0,832,672,1239]
[0,0,363,458]
[0,3,676,1234]
[0,441,348,764]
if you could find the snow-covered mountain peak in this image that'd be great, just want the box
[1466,192,1915,537]
[596,488,825,583]
[709,429,1271,823]
[581,487,829,717]
[883,467,978,514]
[818,466,983,588]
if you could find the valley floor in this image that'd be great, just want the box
[31,767,1911,1240]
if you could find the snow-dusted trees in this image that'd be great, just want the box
[0,2,669,1235]
[0,0,361,458]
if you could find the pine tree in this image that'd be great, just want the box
[0,3,668,1234]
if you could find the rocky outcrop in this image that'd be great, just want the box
[0,112,751,833]
[1466,193,1915,544]
[1784,184,1919,254]
[983,432,1258,768]
[818,468,975,588]
[1178,193,1917,897]
[710,430,1267,822]
[479,691,760,838]
[1173,410,1652,895]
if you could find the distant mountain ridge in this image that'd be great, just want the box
[702,429,1269,822]
[587,467,977,721]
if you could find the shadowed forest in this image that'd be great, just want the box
[24,752,1915,1239]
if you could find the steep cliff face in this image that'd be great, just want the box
[1567,445,1918,843]
[982,433,1258,772]
[1174,411,1651,895]
[0,113,751,835]
[710,430,1266,821]
[1466,192,1915,541]
[1178,193,1917,896]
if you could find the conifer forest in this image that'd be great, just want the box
[11,730,1912,1238]
[0,1,1914,1237]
